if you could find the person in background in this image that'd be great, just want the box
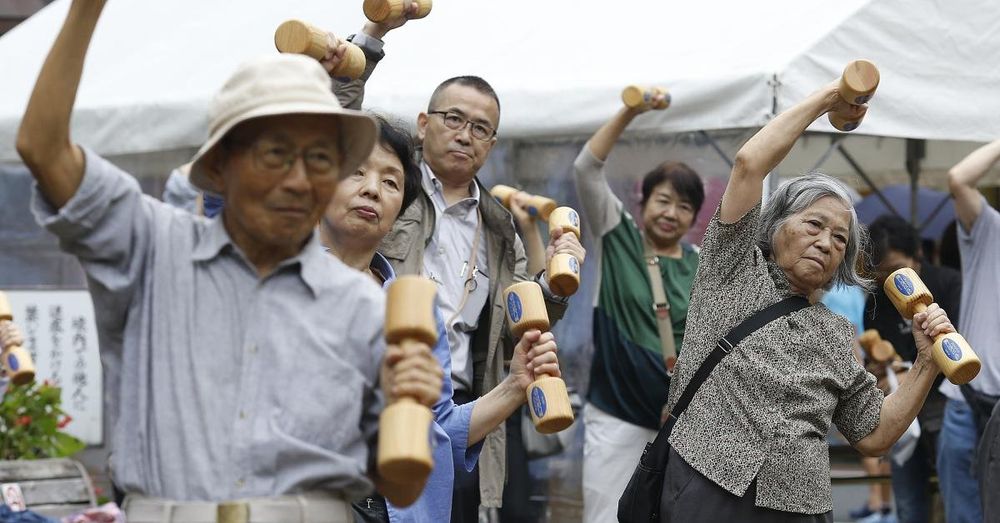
[863,214,959,523]
[941,137,1000,523]
[571,93,704,523]
[822,282,895,523]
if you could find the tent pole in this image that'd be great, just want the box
[837,143,902,218]
[810,134,846,172]
[906,139,926,246]
[697,130,734,168]
[763,74,781,201]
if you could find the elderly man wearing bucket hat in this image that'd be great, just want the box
[15,2,442,521]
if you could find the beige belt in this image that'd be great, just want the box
[122,492,352,523]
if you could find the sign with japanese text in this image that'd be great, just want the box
[3,290,102,445]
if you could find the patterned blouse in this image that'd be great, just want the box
[666,204,883,514]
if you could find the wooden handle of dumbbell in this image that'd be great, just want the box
[621,85,671,110]
[378,277,437,501]
[490,184,518,208]
[0,292,36,386]
[274,20,366,80]
[490,185,557,221]
[828,60,879,132]
[870,340,897,363]
[364,0,432,23]
[547,207,582,297]
[858,329,881,351]
[883,268,980,384]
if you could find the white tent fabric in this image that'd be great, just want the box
[1,0,999,162]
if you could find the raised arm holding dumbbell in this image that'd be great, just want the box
[492,186,584,293]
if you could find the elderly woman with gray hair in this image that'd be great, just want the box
[658,80,955,521]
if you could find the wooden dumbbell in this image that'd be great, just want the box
[0,291,35,386]
[858,329,897,363]
[490,185,557,221]
[378,276,438,504]
[547,207,582,296]
[274,20,366,80]
[363,0,432,23]
[503,282,574,434]
[621,85,670,110]
[828,60,879,132]
[883,268,980,384]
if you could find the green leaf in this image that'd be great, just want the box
[52,432,85,457]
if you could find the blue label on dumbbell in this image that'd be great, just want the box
[942,338,963,362]
[507,292,523,323]
[894,274,915,296]
[7,353,18,372]
[527,206,538,216]
[569,257,580,274]
[531,387,547,418]
[855,94,872,104]
[569,210,580,228]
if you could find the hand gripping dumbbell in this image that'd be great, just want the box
[621,85,671,111]
[274,20,366,80]
[883,268,980,384]
[490,184,558,222]
[363,0,432,23]
[0,291,35,386]
[546,207,582,297]
[858,329,898,363]
[491,186,582,296]
[378,276,439,503]
[503,282,574,434]
[828,60,879,132]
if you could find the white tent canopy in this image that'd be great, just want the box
[1,0,999,162]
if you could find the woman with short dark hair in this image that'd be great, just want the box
[572,92,705,523]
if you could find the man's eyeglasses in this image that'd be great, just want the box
[428,111,497,141]
[229,136,340,178]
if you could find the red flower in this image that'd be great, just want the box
[58,415,73,429]
[15,415,32,426]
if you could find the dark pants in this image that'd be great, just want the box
[890,429,939,523]
[660,448,832,523]
[452,390,480,523]
[498,407,543,523]
[979,400,1000,523]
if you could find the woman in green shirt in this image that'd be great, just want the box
[572,91,705,523]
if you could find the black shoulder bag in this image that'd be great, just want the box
[617,296,809,523]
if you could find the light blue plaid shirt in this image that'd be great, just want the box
[33,147,386,501]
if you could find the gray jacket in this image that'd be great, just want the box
[380,181,567,506]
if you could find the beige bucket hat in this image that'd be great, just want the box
[189,53,376,192]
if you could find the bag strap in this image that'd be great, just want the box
[666,296,809,425]
[643,241,677,374]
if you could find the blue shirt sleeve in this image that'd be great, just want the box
[430,305,483,473]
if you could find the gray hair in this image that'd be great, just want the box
[758,172,872,291]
